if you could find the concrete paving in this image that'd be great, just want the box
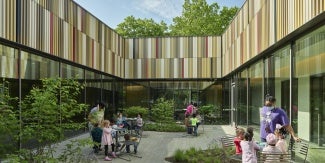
[69,125,238,163]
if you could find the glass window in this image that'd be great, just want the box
[85,70,102,106]
[265,46,291,117]
[237,69,248,125]
[248,61,264,125]
[294,25,325,146]
[61,63,84,79]
[20,51,59,79]
[0,44,19,79]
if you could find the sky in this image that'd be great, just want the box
[73,0,246,29]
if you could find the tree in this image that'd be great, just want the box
[151,98,174,123]
[116,16,168,38]
[0,80,19,158]
[169,0,238,36]
[15,78,88,162]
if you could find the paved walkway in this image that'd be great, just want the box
[68,125,237,163]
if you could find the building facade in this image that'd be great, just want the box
[0,0,324,157]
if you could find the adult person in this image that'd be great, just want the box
[185,102,194,116]
[88,102,105,134]
[185,102,197,116]
[260,95,300,142]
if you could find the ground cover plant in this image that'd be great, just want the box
[165,147,227,163]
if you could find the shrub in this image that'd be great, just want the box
[123,106,149,119]
[169,146,224,163]
[151,98,174,123]
[6,78,88,162]
[144,123,185,132]
[0,80,19,158]
[174,149,187,162]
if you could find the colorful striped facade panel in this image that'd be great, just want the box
[221,0,325,76]
[124,57,219,79]
[276,0,325,40]
[0,0,16,42]
[8,0,123,77]
[126,36,221,59]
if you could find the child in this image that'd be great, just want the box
[246,127,254,140]
[124,134,139,154]
[184,114,192,134]
[102,120,116,161]
[262,133,282,162]
[274,126,288,154]
[91,123,103,153]
[240,132,260,163]
[190,114,199,136]
[134,113,143,135]
[234,127,245,158]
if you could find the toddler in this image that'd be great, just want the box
[234,127,245,159]
[274,127,288,154]
[102,120,116,161]
[262,133,282,162]
[240,132,260,163]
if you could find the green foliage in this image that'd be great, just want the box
[200,104,214,115]
[151,98,174,123]
[174,149,187,162]
[9,78,88,162]
[144,123,185,132]
[116,16,168,38]
[169,0,238,36]
[116,0,239,37]
[123,106,149,119]
[57,138,95,163]
[0,80,19,158]
[170,146,224,163]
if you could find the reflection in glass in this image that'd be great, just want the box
[294,25,325,145]
[249,61,263,125]
[237,70,248,125]
[0,44,19,78]
[20,51,59,79]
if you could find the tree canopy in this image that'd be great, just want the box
[115,16,168,38]
[170,0,238,36]
[115,0,239,37]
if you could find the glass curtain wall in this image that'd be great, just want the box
[102,75,115,117]
[222,80,231,124]
[294,25,325,145]
[237,70,248,126]
[122,80,223,121]
[248,61,264,125]
[85,70,102,106]
[265,46,291,121]
[124,81,150,108]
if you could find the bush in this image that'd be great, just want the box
[167,146,224,163]
[6,78,88,162]
[151,98,174,123]
[144,123,185,132]
[123,106,149,119]
[174,149,187,162]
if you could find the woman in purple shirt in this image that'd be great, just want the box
[260,95,300,142]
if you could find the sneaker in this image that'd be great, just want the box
[104,156,112,161]
[111,152,117,158]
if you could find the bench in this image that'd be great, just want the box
[220,135,241,162]
[288,139,309,162]
[257,152,291,162]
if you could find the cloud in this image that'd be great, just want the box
[133,0,183,21]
